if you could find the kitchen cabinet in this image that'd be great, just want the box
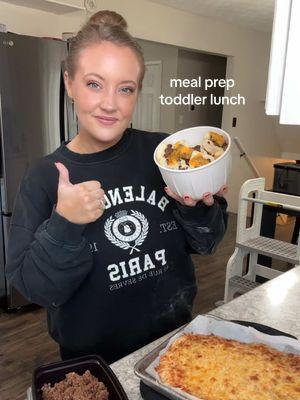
[0,0,85,14]
[266,0,300,125]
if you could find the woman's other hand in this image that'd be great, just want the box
[164,185,228,207]
[55,162,105,224]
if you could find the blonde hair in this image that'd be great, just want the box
[64,10,145,89]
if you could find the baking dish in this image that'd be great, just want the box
[134,315,299,400]
[32,354,128,400]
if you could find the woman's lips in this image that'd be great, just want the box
[94,116,118,126]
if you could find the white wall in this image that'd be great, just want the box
[275,122,300,159]
[0,0,296,212]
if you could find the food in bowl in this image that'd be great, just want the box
[156,333,300,400]
[156,131,228,170]
[41,369,109,400]
[153,126,231,199]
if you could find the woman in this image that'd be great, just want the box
[6,10,228,364]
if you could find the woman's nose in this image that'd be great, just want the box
[100,89,117,112]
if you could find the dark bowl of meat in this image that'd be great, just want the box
[32,354,128,400]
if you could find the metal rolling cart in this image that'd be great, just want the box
[224,177,300,303]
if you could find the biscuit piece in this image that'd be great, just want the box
[163,141,194,168]
[202,138,222,156]
[209,131,226,147]
[156,143,169,167]
[189,151,210,168]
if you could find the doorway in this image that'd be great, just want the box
[131,61,162,131]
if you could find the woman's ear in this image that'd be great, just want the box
[64,71,73,99]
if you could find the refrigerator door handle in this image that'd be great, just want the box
[64,84,78,142]
[60,69,67,144]
[0,92,9,215]
[63,81,68,143]
[63,84,68,142]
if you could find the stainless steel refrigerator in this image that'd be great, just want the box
[0,32,77,310]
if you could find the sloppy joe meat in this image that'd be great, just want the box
[41,369,109,400]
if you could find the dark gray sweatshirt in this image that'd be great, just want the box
[6,128,228,363]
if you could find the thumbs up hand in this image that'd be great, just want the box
[55,162,105,224]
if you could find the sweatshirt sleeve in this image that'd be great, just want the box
[173,195,228,255]
[5,170,93,309]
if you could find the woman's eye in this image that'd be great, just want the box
[120,87,135,94]
[87,82,100,89]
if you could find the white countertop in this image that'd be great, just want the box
[27,266,300,400]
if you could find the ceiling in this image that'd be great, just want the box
[147,0,275,32]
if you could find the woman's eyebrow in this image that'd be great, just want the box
[119,80,137,85]
[84,73,137,86]
[84,73,104,79]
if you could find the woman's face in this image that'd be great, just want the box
[65,41,141,149]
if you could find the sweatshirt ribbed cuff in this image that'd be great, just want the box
[175,201,217,222]
[46,207,87,245]
[175,195,227,222]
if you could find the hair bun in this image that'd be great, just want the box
[88,10,128,30]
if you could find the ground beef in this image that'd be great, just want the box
[41,370,109,400]
[164,143,173,158]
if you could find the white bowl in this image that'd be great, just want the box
[154,126,232,200]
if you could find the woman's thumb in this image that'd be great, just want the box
[55,162,71,187]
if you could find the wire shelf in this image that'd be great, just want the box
[237,236,298,264]
[229,276,260,293]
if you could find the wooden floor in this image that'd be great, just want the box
[0,213,295,400]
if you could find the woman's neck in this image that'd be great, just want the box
[67,131,122,154]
